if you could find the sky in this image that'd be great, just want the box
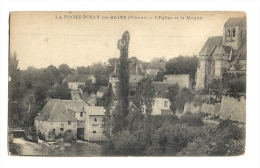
[10,11,245,70]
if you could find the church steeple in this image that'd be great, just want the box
[223,16,246,50]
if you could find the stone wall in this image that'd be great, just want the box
[163,74,191,89]
[219,95,246,123]
[184,102,221,114]
[183,95,245,123]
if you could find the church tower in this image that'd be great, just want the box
[223,16,246,50]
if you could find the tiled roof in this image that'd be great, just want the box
[232,38,247,60]
[199,36,223,55]
[35,99,87,121]
[87,97,97,106]
[224,17,243,27]
[129,63,144,75]
[48,109,77,122]
[84,106,105,115]
[153,82,172,98]
[66,74,94,82]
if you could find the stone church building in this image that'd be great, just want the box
[196,16,246,90]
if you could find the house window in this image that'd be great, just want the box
[93,131,97,133]
[94,118,97,122]
[68,121,71,125]
[156,100,159,106]
[60,124,64,131]
[80,112,83,117]
[164,101,168,107]
[233,29,236,37]
[227,30,230,37]
[240,30,243,37]
[52,129,55,133]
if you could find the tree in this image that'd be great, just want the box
[165,55,199,80]
[153,71,164,82]
[58,64,72,76]
[176,87,193,111]
[113,30,130,133]
[224,74,246,97]
[166,84,180,113]
[8,52,23,126]
[34,82,49,102]
[108,57,119,73]
[49,84,71,100]
[46,65,60,83]
[102,83,113,141]
[9,52,21,101]
[132,78,155,146]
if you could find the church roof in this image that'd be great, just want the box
[224,17,243,27]
[212,45,231,55]
[231,38,247,60]
[35,99,86,121]
[199,36,223,55]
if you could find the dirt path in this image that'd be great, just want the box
[9,138,103,156]
[10,138,49,156]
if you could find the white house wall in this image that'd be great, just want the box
[152,97,171,115]
[84,115,107,141]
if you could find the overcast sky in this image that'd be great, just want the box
[10,11,245,70]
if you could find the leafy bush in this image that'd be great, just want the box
[38,131,45,140]
[64,129,76,142]
[179,112,204,127]
[177,137,208,156]
[47,131,56,142]
[24,127,38,142]
[112,130,146,156]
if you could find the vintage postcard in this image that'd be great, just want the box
[8,11,246,156]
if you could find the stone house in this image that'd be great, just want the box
[65,74,96,90]
[109,60,146,95]
[34,99,87,141]
[34,98,112,142]
[129,62,145,84]
[196,16,246,90]
[146,57,166,77]
[150,82,173,115]
[163,74,192,90]
[84,106,107,141]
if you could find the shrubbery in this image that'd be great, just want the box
[24,127,38,142]
[101,114,245,156]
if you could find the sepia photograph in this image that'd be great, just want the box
[8,11,247,157]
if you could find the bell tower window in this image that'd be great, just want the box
[233,29,236,37]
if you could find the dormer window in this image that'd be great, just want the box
[233,29,236,37]
[227,30,230,37]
